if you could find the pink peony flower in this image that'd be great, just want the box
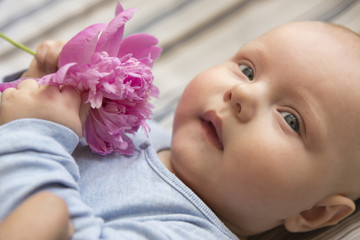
[0,2,162,155]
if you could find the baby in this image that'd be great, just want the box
[0,21,360,239]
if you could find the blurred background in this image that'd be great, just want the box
[1,0,360,132]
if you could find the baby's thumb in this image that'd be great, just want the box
[65,221,74,240]
[79,92,91,126]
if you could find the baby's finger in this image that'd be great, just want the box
[35,41,54,72]
[80,102,91,125]
[67,221,74,240]
[16,79,39,90]
[2,87,16,95]
[61,86,81,107]
[61,85,80,97]
[1,88,16,102]
[44,40,66,73]
[41,84,61,97]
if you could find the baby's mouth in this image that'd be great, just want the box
[201,111,224,150]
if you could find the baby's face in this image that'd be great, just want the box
[170,22,360,235]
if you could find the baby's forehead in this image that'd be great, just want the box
[262,22,359,50]
[236,22,360,71]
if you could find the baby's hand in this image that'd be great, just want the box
[0,79,88,138]
[22,40,66,78]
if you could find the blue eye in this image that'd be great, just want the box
[239,64,254,81]
[281,112,300,133]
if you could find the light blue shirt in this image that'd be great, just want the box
[0,119,238,240]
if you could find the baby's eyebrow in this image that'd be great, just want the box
[233,41,268,65]
[289,87,326,150]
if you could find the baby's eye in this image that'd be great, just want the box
[280,111,300,133]
[239,64,254,81]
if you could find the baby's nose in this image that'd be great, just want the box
[225,83,258,122]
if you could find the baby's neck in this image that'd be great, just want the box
[157,149,175,173]
[157,149,250,239]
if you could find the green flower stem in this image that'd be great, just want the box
[0,32,35,56]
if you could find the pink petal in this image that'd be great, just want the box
[114,133,135,154]
[115,1,124,15]
[59,23,107,67]
[85,108,135,155]
[95,8,135,56]
[0,79,22,92]
[118,33,162,66]
[89,91,104,109]
[84,111,112,155]
[39,63,77,85]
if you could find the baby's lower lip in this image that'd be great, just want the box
[201,120,223,150]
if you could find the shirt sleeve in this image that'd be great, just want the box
[0,119,104,239]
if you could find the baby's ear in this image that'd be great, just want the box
[284,194,355,232]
